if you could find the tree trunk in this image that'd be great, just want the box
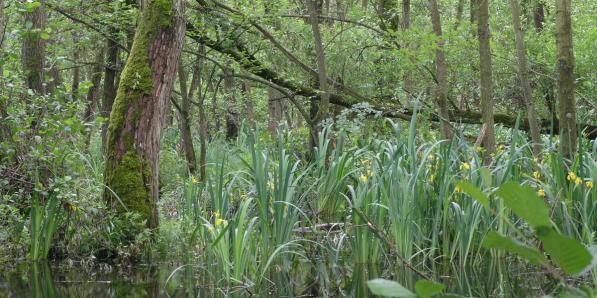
[402,0,414,102]
[223,67,238,140]
[84,49,105,147]
[379,0,400,31]
[308,0,330,143]
[197,46,207,182]
[470,0,478,25]
[103,0,185,229]
[177,60,197,175]
[268,88,285,137]
[477,0,496,155]
[84,49,105,122]
[510,0,542,157]
[533,1,545,33]
[0,0,9,141]
[71,34,80,99]
[454,0,465,30]
[101,36,119,150]
[428,0,452,140]
[555,0,576,158]
[22,0,46,94]
[241,76,256,131]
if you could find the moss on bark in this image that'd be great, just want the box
[104,0,176,226]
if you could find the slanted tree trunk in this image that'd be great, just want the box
[477,0,496,155]
[555,0,576,158]
[103,0,185,229]
[509,0,542,157]
[177,60,197,175]
[428,0,452,140]
[22,0,46,94]
[101,36,119,150]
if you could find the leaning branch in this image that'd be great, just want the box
[187,23,597,139]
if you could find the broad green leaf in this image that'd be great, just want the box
[482,231,545,265]
[457,181,489,209]
[537,228,592,275]
[367,279,416,298]
[40,32,50,40]
[496,182,551,228]
[415,280,445,298]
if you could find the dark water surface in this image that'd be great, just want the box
[0,261,214,298]
[0,260,560,297]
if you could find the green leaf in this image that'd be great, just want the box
[537,228,592,275]
[40,32,50,40]
[482,231,545,265]
[367,279,416,298]
[415,280,445,298]
[26,2,41,12]
[479,167,492,188]
[495,182,551,228]
[457,181,489,209]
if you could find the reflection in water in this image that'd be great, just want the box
[0,259,552,297]
[1,261,216,298]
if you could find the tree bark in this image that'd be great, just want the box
[555,0,576,158]
[533,1,545,33]
[103,0,185,229]
[477,0,496,155]
[71,34,80,99]
[0,0,9,141]
[241,73,256,131]
[428,0,452,140]
[101,36,119,150]
[197,46,208,182]
[22,0,46,94]
[223,67,238,140]
[177,60,197,174]
[83,49,105,147]
[509,0,542,156]
[268,88,285,137]
[308,0,330,148]
[454,0,465,30]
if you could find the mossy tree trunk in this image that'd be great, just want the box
[103,0,185,229]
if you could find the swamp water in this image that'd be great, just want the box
[0,260,551,297]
